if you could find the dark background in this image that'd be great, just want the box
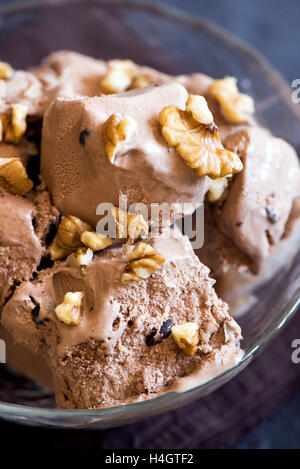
[0,0,299,449]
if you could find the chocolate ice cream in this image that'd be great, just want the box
[197,128,300,274]
[41,83,211,226]
[0,186,58,307]
[2,230,242,409]
[1,50,299,411]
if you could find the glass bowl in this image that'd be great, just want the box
[0,0,299,429]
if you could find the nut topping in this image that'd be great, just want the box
[111,207,148,243]
[66,247,93,267]
[159,95,243,179]
[81,231,113,251]
[102,113,137,163]
[0,61,13,80]
[207,177,229,203]
[208,77,255,124]
[49,215,92,261]
[3,104,28,144]
[121,241,165,284]
[55,291,84,326]
[100,60,136,94]
[171,322,200,356]
[0,157,33,195]
[131,74,151,89]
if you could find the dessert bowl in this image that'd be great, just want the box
[0,0,299,429]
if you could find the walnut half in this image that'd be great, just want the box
[159,95,243,179]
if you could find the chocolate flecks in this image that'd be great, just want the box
[146,320,173,346]
[146,328,161,346]
[236,221,243,227]
[30,296,49,326]
[159,319,173,338]
[265,207,278,224]
[112,317,121,331]
[79,128,91,146]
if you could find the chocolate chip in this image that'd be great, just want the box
[265,207,278,224]
[146,320,174,346]
[159,319,173,338]
[79,128,91,146]
[30,296,49,326]
[236,221,243,227]
[146,328,160,346]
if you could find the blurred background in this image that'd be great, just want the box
[0,0,299,449]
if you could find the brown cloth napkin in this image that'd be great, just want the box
[1,307,299,449]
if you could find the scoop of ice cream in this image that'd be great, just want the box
[2,230,243,409]
[210,128,300,273]
[41,83,211,227]
[0,187,59,307]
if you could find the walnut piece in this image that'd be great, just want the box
[208,77,255,124]
[121,241,165,284]
[55,291,84,326]
[49,215,92,261]
[66,247,93,267]
[100,60,136,94]
[1,104,28,144]
[0,61,13,80]
[159,95,243,179]
[100,60,155,93]
[131,74,152,89]
[112,207,148,243]
[102,113,137,163]
[81,231,113,251]
[208,177,229,203]
[0,157,33,195]
[171,322,200,356]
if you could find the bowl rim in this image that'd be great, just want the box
[0,0,299,420]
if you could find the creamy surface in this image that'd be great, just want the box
[41,83,210,227]
[2,230,242,408]
[216,128,300,272]
[1,50,299,409]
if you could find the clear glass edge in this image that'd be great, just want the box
[0,0,299,419]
